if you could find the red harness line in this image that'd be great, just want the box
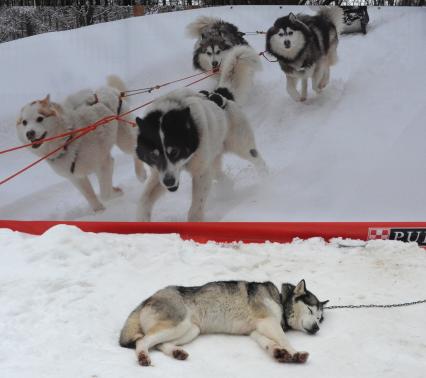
[0,69,219,186]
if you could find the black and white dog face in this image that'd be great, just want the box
[136,108,199,192]
[281,280,329,335]
[266,13,308,61]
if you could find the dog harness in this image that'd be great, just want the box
[199,90,230,109]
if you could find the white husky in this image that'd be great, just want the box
[16,76,146,211]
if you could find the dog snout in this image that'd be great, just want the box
[26,130,36,140]
[163,174,176,188]
[308,323,319,335]
[284,40,291,48]
[212,61,219,68]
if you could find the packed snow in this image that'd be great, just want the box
[0,6,425,221]
[0,225,425,377]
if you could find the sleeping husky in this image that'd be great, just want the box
[119,279,329,366]
[135,46,265,221]
[266,7,344,102]
[16,76,146,211]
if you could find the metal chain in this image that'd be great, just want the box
[325,299,426,310]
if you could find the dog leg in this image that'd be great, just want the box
[224,113,267,176]
[156,324,200,361]
[319,66,330,90]
[250,330,291,363]
[312,60,327,93]
[286,76,303,102]
[70,176,104,212]
[134,156,147,182]
[135,320,192,366]
[137,170,165,221]
[188,170,213,221]
[301,79,308,102]
[97,155,123,201]
[255,318,309,363]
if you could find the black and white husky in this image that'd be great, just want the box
[135,46,265,221]
[266,7,344,102]
[119,279,329,366]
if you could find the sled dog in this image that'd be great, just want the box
[135,46,265,221]
[16,76,146,211]
[119,279,329,366]
[266,7,344,102]
[187,16,261,103]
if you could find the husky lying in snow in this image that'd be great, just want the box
[16,76,146,211]
[119,279,328,366]
[187,16,260,104]
[135,46,265,222]
[266,7,344,102]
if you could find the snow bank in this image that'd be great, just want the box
[0,225,425,377]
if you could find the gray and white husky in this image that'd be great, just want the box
[187,16,249,72]
[266,7,344,102]
[119,279,328,366]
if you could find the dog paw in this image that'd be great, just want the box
[273,348,293,363]
[172,349,189,360]
[300,96,307,102]
[92,203,105,212]
[112,186,124,196]
[138,351,151,366]
[292,351,309,363]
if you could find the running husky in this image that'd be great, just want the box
[187,16,260,104]
[266,7,344,102]
[119,279,328,366]
[135,46,265,222]
[16,76,146,211]
[187,16,249,72]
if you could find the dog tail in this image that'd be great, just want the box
[318,6,344,35]
[119,303,145,349]
[107,75,127,95]
[186,15,220,38]
[216,45,262,104]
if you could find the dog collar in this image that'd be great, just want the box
[47,134,73,163]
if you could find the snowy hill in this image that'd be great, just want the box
[0,6,425,221]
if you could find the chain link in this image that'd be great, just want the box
[325,299,426,310]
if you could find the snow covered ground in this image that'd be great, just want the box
[0,225,425,377]
[0,6,425,221]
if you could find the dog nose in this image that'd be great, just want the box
[212,61,219,68]
[26,130,36,140]
[163,174,176,188]
[308,323,319,334]
[284,40,291,48]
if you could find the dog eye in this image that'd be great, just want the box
[288,31,293,36]
[150,150,160,160]
[308,308,313,315]
[207,52,212,56]
[278,33,284,37]
[167,147,179,158]
[22,120,27,126]
[36,116,44,123]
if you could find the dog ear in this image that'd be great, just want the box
[288,13,297,23]
[294,279,306,297]
[40,94,50,106]
[135,116,144,129]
